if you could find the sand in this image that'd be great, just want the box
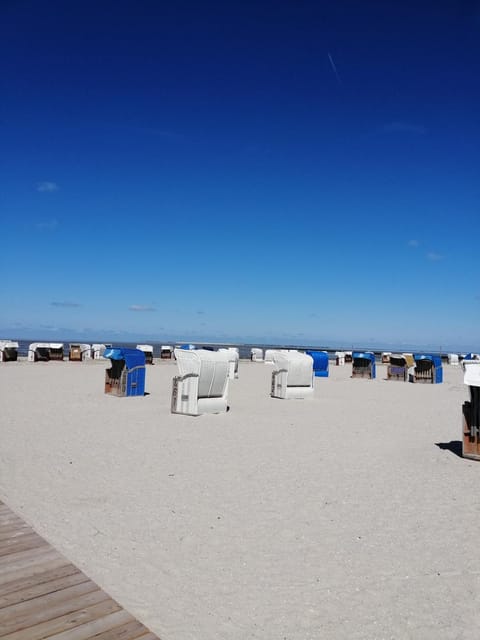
[1,358,479,639]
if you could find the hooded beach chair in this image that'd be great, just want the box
[160,345,173,359]
[335,351,345,366]
[448,353,459,366]
[68,344,91,361]
[0,340,19,362]
[352,352,376,379]
[387,354,414,381]
[171,348,230,416]
[27,342,64,362]
[270,350,314,399]
[219,347,239,379]
[381,352,392,364]
[251,347,264,362]
[103,348,146,396]
[462,360,480,461]
[137,344,154,364]
[306,350,329,377]
[413,354,442,384]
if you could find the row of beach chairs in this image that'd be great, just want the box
[103,348,452,417]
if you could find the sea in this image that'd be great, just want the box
[9,338,454,362]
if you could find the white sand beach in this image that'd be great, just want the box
[1,359,479,639]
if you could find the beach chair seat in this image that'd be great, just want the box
[387,354,413,381]
[172,349,230,416]
[271,350,314,399]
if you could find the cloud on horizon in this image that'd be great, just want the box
[36,181,59,192]
[51,301,81,307]
[129,305,156,312]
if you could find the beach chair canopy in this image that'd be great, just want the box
[414,354,442,368]
[136,344,153,352]
[463,360,480,387]
[464,353,480,361]
[103,347,146,369]
[175,349,230,398]
[306,350,329,377]
[172,348,231,415]
[272,351,313,386]
[352,352,375,364]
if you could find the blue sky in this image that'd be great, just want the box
[1,0,479,350]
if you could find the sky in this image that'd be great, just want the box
[1,0,479,350]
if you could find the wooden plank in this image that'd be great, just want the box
[0,533,48,557]
[41,610,138,640]
[0,545,60,572]
[0,598,122,640]
[0,583,106,635]
[76,618,150,640]
[0,563,80,598]
[0,556,72,587]
[0,570,90,609]
[0,523,33,540]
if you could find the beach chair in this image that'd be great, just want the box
[137,344,154,364]
[413,354,442,384]
[306,350,329,377]
[335,351,345,366]
[69,344,91,361]
[344,351,353,363]
[264,349,276,364]
[462,360,480,461]
[171,348,230,416]
[92,344,108,359]
[351,352,376,379]
[251,347,264,362]
[271,350,314,399]
[103,348,146,397]
[0,340,19,362]
[160,345,173,359]
[27,342,64,362]
[448,353,459,366]
[381,352,391,364]
[219,347,239,379]
[49,343,64,361]
[387,354,414,381]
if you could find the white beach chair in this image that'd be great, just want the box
[448,353,459,365]
[0,340,19,362]
[171,348,231,416]
[251,348,264,362]
[136,344,154,364]
[270,350,314,399]
[335,351,345,366]
[219,347,239,379]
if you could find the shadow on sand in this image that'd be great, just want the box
[435,440,463,458]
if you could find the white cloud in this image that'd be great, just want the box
[408,239,419,248]
[129,305,156,312]
[36,181,59,192]
[426,251,443,261]
[50,301,81,308]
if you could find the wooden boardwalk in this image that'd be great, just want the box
[0,501,161,640]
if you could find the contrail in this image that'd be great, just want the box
[327,52,342,85]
